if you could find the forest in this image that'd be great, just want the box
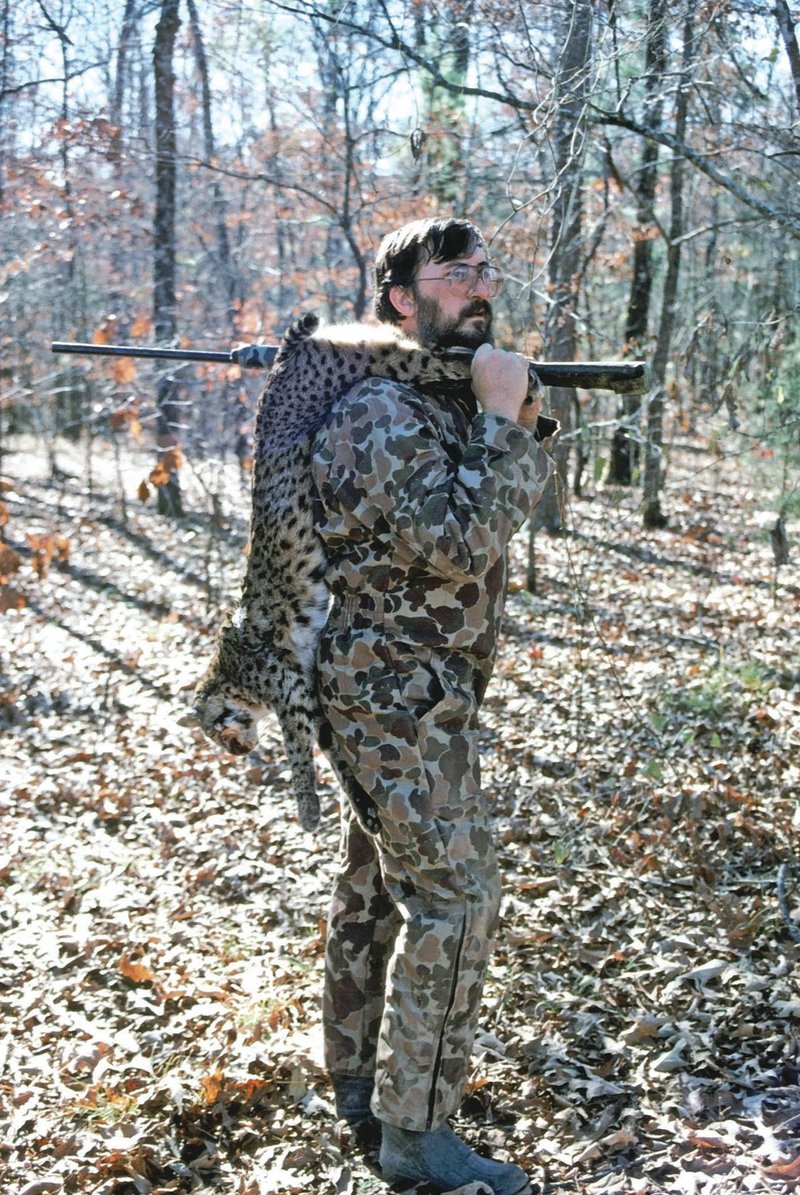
[1,0,799,1192]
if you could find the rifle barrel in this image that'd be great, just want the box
[532,361,646,394]
[51,341,237,365]
[50,341,646,394]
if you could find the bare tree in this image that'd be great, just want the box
[417,0,475,208]
[774,0,800,116]
[186,0,240,326]
[534,0,594,537]
[153,0,183,516]
[0,0,12,205]
[642,1,696,529]
[607,0,667,486]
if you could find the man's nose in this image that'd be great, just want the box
[469,271,492,298]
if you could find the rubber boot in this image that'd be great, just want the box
[379,1121,533,1194]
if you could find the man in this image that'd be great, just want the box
[311,218,551,1195]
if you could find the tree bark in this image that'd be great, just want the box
[774,0,800,116]
[0,0,12,205]
[310,14,369,321]
[186,0,240,324]
[607,0,667,486]
[533,0,593,538]
[107,0,139,339]
[419,0,474,209]
[642,2,695,529]
[153,0,183,516]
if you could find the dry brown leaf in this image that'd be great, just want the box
[119,954,157,986]
[764,1155,800,1178]
[0,543,21,579]
[200,1068,225,1105]
[149,447,185,487]
[130,316,152,337]
[0,584,26,612]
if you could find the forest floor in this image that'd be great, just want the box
[1,426,799,1195]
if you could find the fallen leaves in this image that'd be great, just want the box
[27,532,71,579]
[764,1154,800,1179]
[1,434,799,1194]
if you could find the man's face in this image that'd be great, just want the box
[409,246,496,350]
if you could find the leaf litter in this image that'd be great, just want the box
[0,433,798,1194]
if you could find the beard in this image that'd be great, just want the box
[415,294,494,350]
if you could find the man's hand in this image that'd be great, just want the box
[516,373,543,430]
[470,344,540,426]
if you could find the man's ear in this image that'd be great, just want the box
[388,283,416,321]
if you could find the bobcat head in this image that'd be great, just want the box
[193,615,267,756]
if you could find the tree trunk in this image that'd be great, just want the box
[419,0,474,208]
[0,0,12,205]
[107,0,139,340]
[186,0,240,325]
[774,0,800,116]
[310,16,368,321]
[607,0,667,485]
[42,4,89,444]
[153,0,183,517]
[642,3,695,529]
[532,0,593,540]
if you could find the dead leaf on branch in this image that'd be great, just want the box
[149,447,185,488]
[111,358,138,386]
[91,321,114,345]
[110,404,142,436]
[130,316,152,338]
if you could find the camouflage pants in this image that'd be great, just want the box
[317,613,501,1132]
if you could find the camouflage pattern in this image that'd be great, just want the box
[195,314,553,835]
[311,374,551,1132]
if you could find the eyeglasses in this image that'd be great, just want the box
[413,263,504,298]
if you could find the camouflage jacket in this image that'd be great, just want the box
[311,375,551,688]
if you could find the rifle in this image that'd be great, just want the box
[51,339,648,395]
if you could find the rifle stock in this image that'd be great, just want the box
[50,339,647,395]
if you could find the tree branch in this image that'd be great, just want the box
[593,106,800,238]
[266,0,537,112]
[188,155,343,216]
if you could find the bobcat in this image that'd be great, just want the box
[193,312,554,832]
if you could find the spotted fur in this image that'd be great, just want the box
[193,313,558,829]
[193,312,498,830]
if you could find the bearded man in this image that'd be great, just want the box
[311,218,550,1195]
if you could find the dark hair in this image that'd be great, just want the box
[373,217,486,325]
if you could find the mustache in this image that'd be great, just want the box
[460,300,492,320]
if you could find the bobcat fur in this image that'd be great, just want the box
[193,312,554,831]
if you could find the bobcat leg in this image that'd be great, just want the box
[276,700,321,831]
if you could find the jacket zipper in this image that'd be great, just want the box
[426,909,468,1130]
